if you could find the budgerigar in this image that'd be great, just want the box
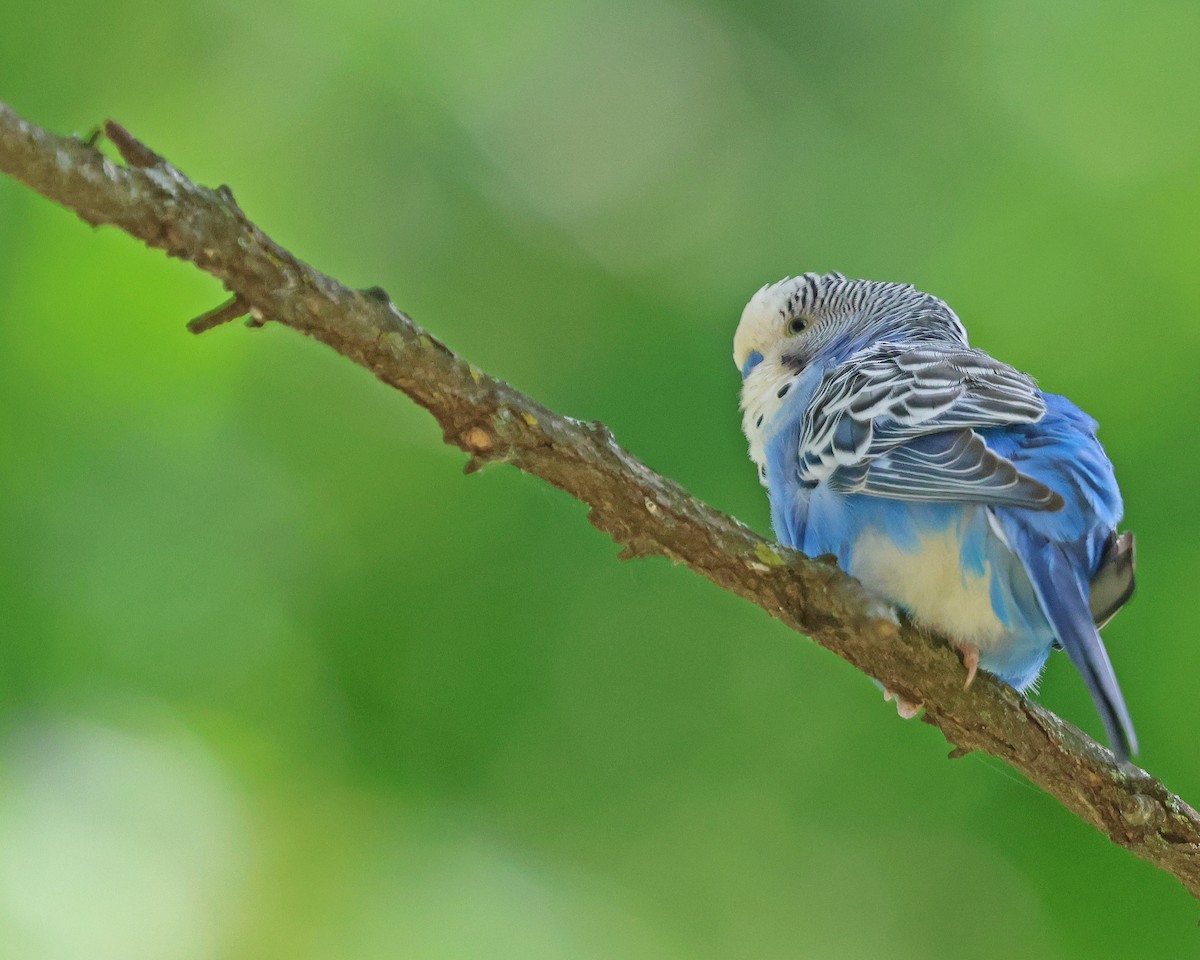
[734,272,1137,760]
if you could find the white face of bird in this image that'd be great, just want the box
[732,275,824,383]
[734,276,831,477]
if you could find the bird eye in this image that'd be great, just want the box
[787,317,809,334]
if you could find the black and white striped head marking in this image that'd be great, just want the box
[733,272,970,379]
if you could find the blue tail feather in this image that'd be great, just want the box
[1024,538,1137,761]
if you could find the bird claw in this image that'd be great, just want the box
[883,687,922,719]
[957,642,980,690]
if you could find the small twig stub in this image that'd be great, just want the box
[187,295,250,335]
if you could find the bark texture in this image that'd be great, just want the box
[2,101,1197,899]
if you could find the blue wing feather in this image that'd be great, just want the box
[828,430,1063,509]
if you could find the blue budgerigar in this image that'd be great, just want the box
[734,272,1138,760]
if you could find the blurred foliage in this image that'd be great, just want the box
[2,0,1199,957]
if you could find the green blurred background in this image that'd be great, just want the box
[2,1,1199,957]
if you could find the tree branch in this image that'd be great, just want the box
[3,100,1197,899]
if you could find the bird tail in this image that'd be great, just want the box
[1024,538,1138,761]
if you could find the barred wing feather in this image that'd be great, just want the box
[798,344,1064,511]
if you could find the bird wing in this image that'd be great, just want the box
[1089,530,1136,629]
[797,343,1064,510]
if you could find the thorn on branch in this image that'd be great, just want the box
[947,746,973,760]
[214,184,249,218]
[187,295,250,335]
[362,286,393,304]
[590,420,616,445]
[103,120,163,169]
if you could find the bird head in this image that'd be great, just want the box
[732,272,969,381]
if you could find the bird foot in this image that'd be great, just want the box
[957,642,980,690]
[883,687,922,719]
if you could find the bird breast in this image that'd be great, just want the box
[851,521,1009,651]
